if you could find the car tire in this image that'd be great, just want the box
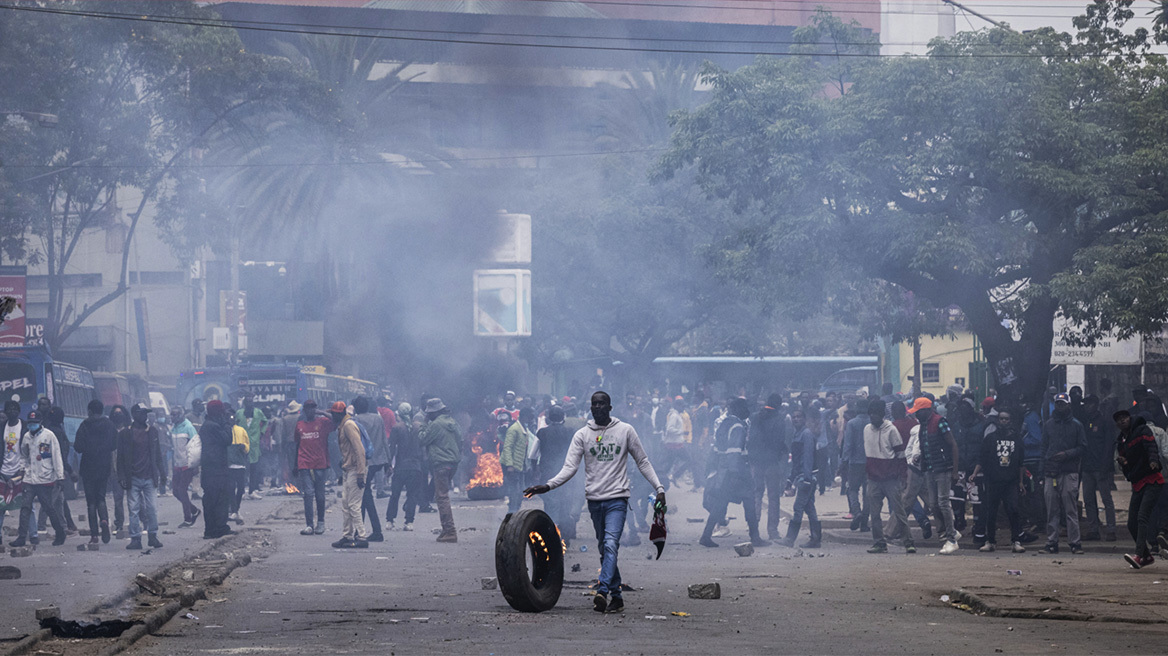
[495,508,564,612]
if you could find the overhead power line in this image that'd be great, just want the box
[0,2,1160,58]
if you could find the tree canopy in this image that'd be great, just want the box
[660,3,1168,403]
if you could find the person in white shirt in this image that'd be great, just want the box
[11,410,67,547]
[525,391,665,615]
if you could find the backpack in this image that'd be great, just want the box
[351,418,374,459]
[1150,424,1168,465]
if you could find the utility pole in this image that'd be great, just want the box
[939,0,1015,31]
[229,230,240,367]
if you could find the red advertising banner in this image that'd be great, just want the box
[0,266,27,349]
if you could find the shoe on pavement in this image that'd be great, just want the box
[148,534,163,549]
[1081,532,1101,541]
[778,537,796,548]
[178,520,194,529]
[1039,544,1059,554]
[939,540,959,555]
[1070,543,1085,555]
[921,523,933,540]
[352,538,369,549]
[979,543,995,552]
[1104,531,1118,542]
[593,592,608,613]
[699,537,719,548]
[100,521,111,544]
[1012,542,1026,553]
[300,526,315,536]
[750,536,771,547]
[385,520,395,531]
[52,534,66,546]
[436,532,458,543]
[368,533,384,542]
[711,527,732,538]
[867,543,888,554]
[905,544,917,554]
[331,538,355,549]
[11,536,27,548]
[799,540,821,549]
[1125,553,1154,569]
[313,524,326,535]
[402,523,414,532]
[126,537,142,550]
[606,597,625,613]
[953,530,962,543]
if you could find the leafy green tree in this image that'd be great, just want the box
[0,1,316,351]
[661,3,1168,403]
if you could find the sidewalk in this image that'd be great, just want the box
[0,486,295,641]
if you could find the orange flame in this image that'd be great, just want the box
[468,446,504,490]
[285,483,300,494]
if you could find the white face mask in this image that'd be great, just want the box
[651,398,660,406]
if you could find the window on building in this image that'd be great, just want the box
[922,363,940,384]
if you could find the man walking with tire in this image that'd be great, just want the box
[525,391,666,615]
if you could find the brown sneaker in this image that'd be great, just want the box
[436,532,458,543]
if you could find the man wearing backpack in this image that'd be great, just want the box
[329,401,368,548]
[353,396,387,541]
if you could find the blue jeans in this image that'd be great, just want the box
[588,498,628,599]
[127,477,158,537]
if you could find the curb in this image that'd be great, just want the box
[4,498,295,656]
[948,587,1166,624]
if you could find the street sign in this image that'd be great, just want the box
[474,269,531,337]
[0,266,27,349]
[1051,317,1142,365]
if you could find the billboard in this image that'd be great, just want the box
[490,212,532,264]
[474,269,531,337]
[0,266,27,349]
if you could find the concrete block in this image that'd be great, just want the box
[86,542,100,551]
[0,565,20,579]
[9,546,32,558]
[733,542,754,557]
[36,606,60,621]
[481,577,498,590]
[687,582,721,600]
[135,573,165,596]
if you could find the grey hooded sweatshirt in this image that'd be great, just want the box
[544,417,665,501]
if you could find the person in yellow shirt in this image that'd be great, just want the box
[227,410,250,525]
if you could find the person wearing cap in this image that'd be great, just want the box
[226,406,250,526]
[116,403,167,550]
[907,396,962,554]
[10,410,68,547]
[293,399,332,535]
[169,405,201,529]
[329,401,368,548]
[199,400,235,539]
[420,397,462,542]
[1040,393,1088,555]
[275,400,302,489]
[386,403,422,531]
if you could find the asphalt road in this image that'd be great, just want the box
[117,483,1168,656]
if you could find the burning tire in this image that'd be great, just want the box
[495,509,564,612]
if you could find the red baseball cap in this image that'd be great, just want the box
[329,401,347,414]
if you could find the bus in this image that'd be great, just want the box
[0,347,97,442]
[176,363,380,411]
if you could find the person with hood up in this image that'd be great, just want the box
[748,393,791,541]
[524,391,666,615]
[10,410,67,547]
[117,403,166,550]
[199,400,235,540]
[1115,410,1164,569]
[700,397,769,549]
[1040,393,1087,555]
[1079,394,1117,541]
[169,405,201,528]
[73,400,117,544]
[779,408,823,549]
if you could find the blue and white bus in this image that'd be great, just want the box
[0,347,97,442]
[176,363,380,411]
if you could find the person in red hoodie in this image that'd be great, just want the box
[1115,410,1164,569]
